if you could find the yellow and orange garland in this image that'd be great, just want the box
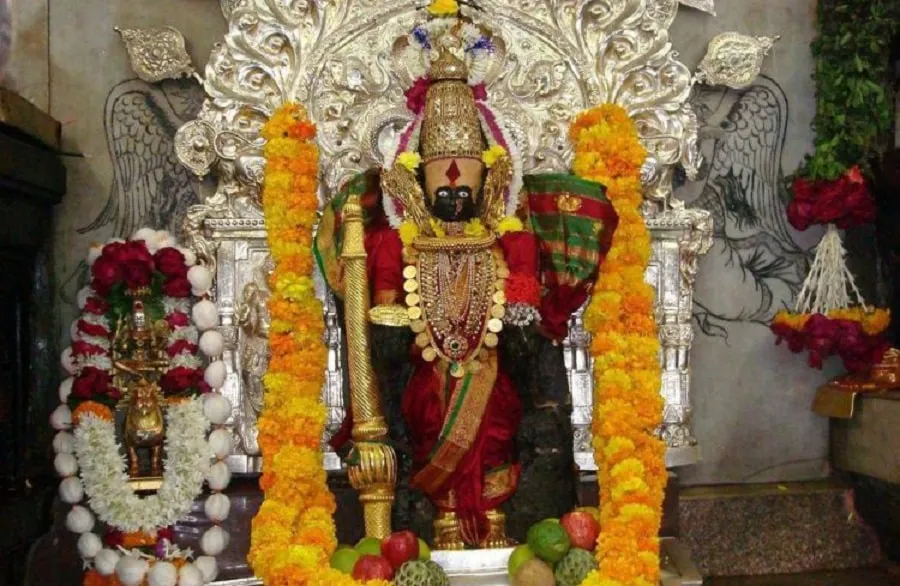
[249,104,386,586]
[572,105,665,586]
[253,101,662,586]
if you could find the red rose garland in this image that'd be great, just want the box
[65,238,207,407]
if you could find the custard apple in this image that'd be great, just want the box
[395,560,437,586]
[425,559,450,586]
[554,548,597,586]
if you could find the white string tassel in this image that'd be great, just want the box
[794,224,869,315]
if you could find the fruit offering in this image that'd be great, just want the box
[330,530,445,584]
[382,530,421,570]
[560,511,600,551]
[507,544,536,577]
[394,559,450,586]
[356,536,383,556]
[511,509,603,585]
[352,554,395,580]
[525,519,571,564]
[511,558,556,586]
[554,548,598,586]
[329,547,360,574]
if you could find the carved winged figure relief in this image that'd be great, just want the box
[79,78,205,240]
[685,76,811,337]
[60,78,206,306]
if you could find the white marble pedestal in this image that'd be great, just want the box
[433,548,513,585]
[211,538,701,586]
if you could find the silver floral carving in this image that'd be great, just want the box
[115,26,198,84]
[172,0,737,471]
[695,33,780,90]
[679,0,716,16]
[175,120,218,177]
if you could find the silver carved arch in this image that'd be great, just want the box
[176,0,714,473]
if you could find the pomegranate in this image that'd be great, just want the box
[560,511,600,551]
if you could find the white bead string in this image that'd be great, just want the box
[793,224,870,315]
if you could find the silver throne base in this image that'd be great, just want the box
[211,538,701,586]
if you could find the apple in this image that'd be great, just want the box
[560,511,600,551]
[355,537,382,556]
[329,548,360,574]
[352,555,395,581]
[381,530,420,570]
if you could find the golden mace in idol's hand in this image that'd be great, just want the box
[340,194,397,538]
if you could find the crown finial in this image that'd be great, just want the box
[430,46,468,82]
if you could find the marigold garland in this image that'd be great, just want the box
[251,104,390,586]
[570,104,665,586]
[254,102,663,586]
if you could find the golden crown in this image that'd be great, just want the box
[420,45,486,163]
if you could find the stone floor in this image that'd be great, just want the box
[705,568,899,585]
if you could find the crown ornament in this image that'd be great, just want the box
[420,41,486,163]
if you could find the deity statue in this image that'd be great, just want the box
[316,16,618,549]
[235,257,275,456]
[112,299,171,480]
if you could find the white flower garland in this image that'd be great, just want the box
[51,229,231,586]
[73,400,210,533]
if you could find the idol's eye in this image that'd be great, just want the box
[436,187,453,199]
[456,187,472,199]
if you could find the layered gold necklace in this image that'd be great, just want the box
[404,234,508,377]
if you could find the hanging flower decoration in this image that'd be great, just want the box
[770,225,890,373]
[773,0,895,374]
[772,308,890,372]
[50,230,232,586]
[570,104,665,586]
[247,104,373,586]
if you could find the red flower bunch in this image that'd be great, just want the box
[68,235,206,406]
[161,366,209,395]
[505,273,541,307]
[404,77,431,114]
[787,166,877,231]
[772,313,889,373]
[91,241,155,295]
[90,241,193,298]
[155,247,191,298]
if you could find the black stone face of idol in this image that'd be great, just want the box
[428,185,478,223]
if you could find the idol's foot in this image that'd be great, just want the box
[481,509,515,549]
[433,511,466,551]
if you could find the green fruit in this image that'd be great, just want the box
[394,560,436,586]
[418,538,432,560]
[507,544,536,577]
[329,548,360,574]
[554,548,598,586]
[424,560,450,586]
[512,558,556,586]
[526,520,571,564]
[355,536,382,556]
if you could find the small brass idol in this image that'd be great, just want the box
[123,378,166,477]
[112,298,172,483]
